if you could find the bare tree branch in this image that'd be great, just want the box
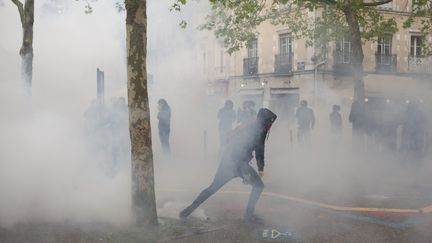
[362,0,393,7]
[10,0,24,23]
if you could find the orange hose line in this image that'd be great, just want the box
[261,192,422,214]
[160,189,430,214]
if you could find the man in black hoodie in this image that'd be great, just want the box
[180,108,277,223]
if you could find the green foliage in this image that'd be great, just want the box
[115,1,125,12]
[75,0,126,13]
[171,3,183,12]
[199,0,398,54]
[75,0,93,14]
[356,7,398,41]
[171,1,189,29]
[199,1,266,53]
[179,19,188,28]
[404,0,432,34]
[403,0,432,54]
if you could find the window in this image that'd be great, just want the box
[297,62,305,71]
[279,33,292,56]
[336,38,351,63]
[247,39,258,58]
[410,36,424,57]
[244,39,258,76]
[377,35,392,56]
[376,35,395,69]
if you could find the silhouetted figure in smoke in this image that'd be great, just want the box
[84,100,110,152]
[295,100,315,146]
[237,100,257,125]
[381,116,398,153]
[349,100,365,152]
[217,100,236,145]
[379,102,398,153]
[363,102,381,153]
[108,97,129,171]
[400,103,427,161]
[330,104,342,134]
[84,100,101,136]
[180,108,277,224]
[157,99,171,156]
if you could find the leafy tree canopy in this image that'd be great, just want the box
[176,0,398,54]
[405,0,432,33]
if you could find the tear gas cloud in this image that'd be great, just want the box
[0,0,130,227]
[1,0,432,233]
[0,0,215,228]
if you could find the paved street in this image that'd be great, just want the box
[158,190,432,243]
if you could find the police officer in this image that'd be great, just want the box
[330,104,342,134]
[180,108,277,224]
[296,100,315,145]
[237,100,257,125]
[400,103,427,160]
[217,100,236,145]
[157,98,171,155]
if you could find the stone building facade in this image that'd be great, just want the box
[203,0,431,120]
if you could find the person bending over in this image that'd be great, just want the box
[179,108,277,224]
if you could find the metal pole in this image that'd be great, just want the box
[97,68,105,106]
[314,67,317,106]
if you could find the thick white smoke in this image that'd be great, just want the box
[1,0,431,232]
[0,0,130,227]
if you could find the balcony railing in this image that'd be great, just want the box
[243,57,258,76]
[408,56,432,73]
[333,50,352,74]
[275,53,293,74]
[375,53,397,72]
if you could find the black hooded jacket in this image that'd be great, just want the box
[223,108,277,172]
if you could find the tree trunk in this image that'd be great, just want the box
[344,1,366,152]
[343,2,365,102]
[125,0,158,226]
[13,0,34,93]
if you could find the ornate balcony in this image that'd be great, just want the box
[243,57,258,76]
[275,53,293,74]
[333,50,352,74]
[375,54,397,72]
[408,56,432,73]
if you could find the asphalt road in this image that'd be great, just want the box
[158,190,432,243]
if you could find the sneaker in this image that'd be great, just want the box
[179,206,193,219]
[244,213,264,225]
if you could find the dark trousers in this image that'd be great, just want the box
[159,131,170,155]
[185,161,264,216]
